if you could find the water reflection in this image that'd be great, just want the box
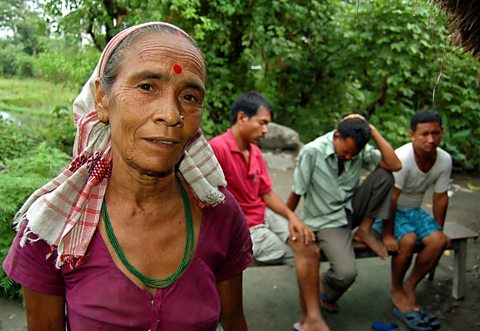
[0,110,25,124]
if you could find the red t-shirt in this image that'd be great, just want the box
[210,129,272,227]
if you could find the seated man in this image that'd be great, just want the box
[374,109,451,330]
[210,92,330,331]
[287,115,401,315]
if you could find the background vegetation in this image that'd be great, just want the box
[0,0,479,298]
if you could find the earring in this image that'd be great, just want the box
[97,112,103,121]
[180,115,185,121]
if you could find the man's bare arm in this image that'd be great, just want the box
[433,191,449,227]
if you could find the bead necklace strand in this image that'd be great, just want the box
[102,174,194,289]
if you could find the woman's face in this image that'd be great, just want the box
[97,31,206,177]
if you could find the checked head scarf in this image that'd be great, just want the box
[14,22,226,268]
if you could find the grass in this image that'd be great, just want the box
[0,78,77,116]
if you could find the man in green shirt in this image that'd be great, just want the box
[287,114,401,315]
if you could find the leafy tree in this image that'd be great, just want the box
[34,40,100,89]
[0,0,24,31]
[36,0,480,169]
[0,1,48,55]
[0,1,48,77]
[43,0,131,50]
[331,1,480,170]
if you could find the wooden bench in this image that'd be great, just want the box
[343,222,478,300]
[252,222,478,299]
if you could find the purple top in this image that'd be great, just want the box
[3,189,252,331]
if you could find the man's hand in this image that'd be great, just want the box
[288,214,316,246]
[382,234,399,253]
[263,190,316,246]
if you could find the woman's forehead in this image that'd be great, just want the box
[121,31,205,77]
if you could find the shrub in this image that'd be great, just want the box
[0,143,70,299]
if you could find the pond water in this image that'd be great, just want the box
[0,110,30,125]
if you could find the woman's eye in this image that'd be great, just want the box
[139,83,153,91]
[182,94,197,102]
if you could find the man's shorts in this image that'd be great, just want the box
[249,209,293,264]
[373,208,442,241]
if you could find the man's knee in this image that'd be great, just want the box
[327,265,357,288]
[251,228,288,263]
[371,167,394,188]
[423,230,448,250]
[290,240,320,260]
[399,232,417,253]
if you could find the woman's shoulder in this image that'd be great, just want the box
[211,187,242,213]
[3,221,65,296]
[202,187,245,226]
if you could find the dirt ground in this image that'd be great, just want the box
[1,153,479,331]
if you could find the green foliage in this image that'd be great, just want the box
[0,47,37,78]
[431,50,480,171]
[37,105,77,154]
[332,1,480,170]
[0,140,70,299]
[0,73,76,298]
[0,0,48,79]
[0,77,77,115]
[0,118,38,167]
[34,43,100,89]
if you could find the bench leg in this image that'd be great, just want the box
[427,266,436,281]
[452,240,467,300]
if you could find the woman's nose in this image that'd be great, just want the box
[152,94,184,127]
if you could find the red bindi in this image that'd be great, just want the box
[173,64,182,74]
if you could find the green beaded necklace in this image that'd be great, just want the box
[102,174,194,289]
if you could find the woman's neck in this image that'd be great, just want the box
[106,165,179,206]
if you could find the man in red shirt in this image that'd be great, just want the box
[210,92,330,331]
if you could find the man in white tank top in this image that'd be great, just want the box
[374,109,451,330]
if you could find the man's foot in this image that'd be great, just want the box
[320,293,339,313]
[391,287,415,313]
[392,308,432,331]
[296,317,331,331]
[403,282,419,309]
[355,227,388,260]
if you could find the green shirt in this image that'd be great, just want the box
[292,131,381,230]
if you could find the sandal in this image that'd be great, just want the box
[371,320,405,331]
[393,308,432,331]
[292,322,304,331]
[320,293,339,314]
[416,307,440,330]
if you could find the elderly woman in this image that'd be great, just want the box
[3,22,252,331]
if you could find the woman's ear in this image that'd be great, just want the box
[94,79,109,123]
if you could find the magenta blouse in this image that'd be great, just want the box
[3,188,253,331]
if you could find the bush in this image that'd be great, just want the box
[34,44,100,89]
[0,118,39,168]
[37,105,76,154]
[0,143,70,299]
[0,43,23,77]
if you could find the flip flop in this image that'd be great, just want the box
[371,320,405,331]
[416,307,440,330]
[292,322,303,331]
[320,293,339,313]
[392,308,432,331]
